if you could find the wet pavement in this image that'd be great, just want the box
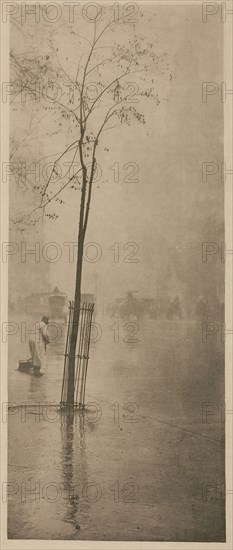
[7,316,225,540]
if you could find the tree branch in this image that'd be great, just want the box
[13,164,83,225]
[40,140,80,202]
[10,53,81,122]
[49,39,81,96]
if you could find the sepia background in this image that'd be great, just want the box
[7,2,225,542]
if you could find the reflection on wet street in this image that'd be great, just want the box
[7,316,225,540]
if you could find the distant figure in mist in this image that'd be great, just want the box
[29,316,50,374]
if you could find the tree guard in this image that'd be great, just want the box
[60,301,94,408]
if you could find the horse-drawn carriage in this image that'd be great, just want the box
[107,291,155,321]
[107,292,184,321]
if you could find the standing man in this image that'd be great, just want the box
[29,315,50,374]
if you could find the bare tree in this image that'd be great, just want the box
[10,9,173,403]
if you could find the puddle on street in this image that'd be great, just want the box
[7,317,225,540]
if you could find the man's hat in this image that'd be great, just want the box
[42,315,49,324]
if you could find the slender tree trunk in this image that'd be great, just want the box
[67,161,87,404]
[66,128,95,405]
[66,230,84,404]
